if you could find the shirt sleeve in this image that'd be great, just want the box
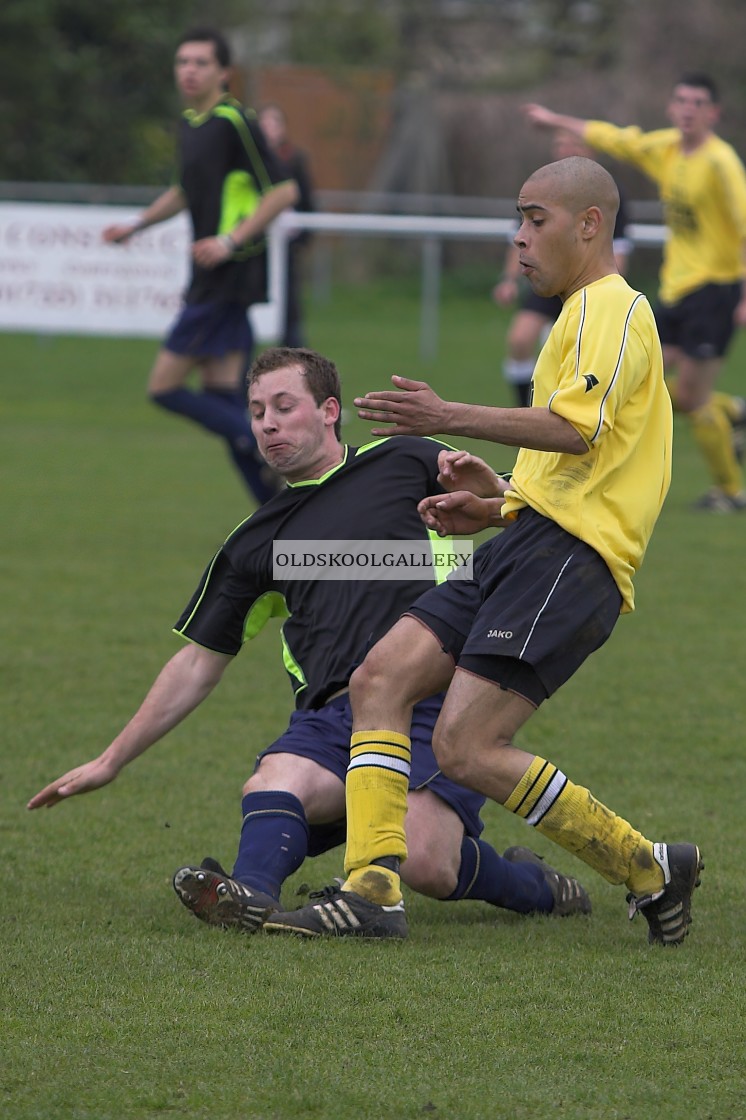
[547,291,655,447]
[173,545,283,654]
[712,145,746,244]
[584,121,673,184]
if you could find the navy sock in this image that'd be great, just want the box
[151,387,278,504]
[445,837,554,914]
[231,790,310,901]
[151,386,251,440]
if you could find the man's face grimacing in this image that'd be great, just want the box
[513,177,583,301]
[249,366,340,483]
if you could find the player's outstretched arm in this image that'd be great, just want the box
[522,104,589,136]
[27,644,232,809]
[357,375,587,453]
[102,186,186,245]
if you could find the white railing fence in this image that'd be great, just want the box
[269,211,666,359]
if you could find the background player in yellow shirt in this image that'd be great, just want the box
[524,73,746,512]
[265,156,703,948]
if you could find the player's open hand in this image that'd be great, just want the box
[418,490,506,536]
[437,449,507,498]
[27,756,121,810]
[354,376,450,436]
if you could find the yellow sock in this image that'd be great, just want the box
[504,756,664,893]
[690,401,743,495]
[343,730,410,905]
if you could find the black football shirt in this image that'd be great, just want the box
[174,437,461,709]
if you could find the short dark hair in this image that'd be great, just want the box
[177,27,231,68]
[676,72,719,103]
[248,347,343,439]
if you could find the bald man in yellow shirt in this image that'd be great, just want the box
[264,156,703,949]
[525,72,746,512]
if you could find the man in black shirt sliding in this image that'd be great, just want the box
[28,347,590,934]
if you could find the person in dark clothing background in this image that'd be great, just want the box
[259,103,316,348]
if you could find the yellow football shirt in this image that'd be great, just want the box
[502,275,672,612]
[584,121,746,303]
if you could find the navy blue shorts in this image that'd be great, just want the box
[655,282,742,359]
[164,301,253,358]
[255,692,485,857]
[408,508,623,706]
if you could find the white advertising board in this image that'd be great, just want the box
[0,202,281,340]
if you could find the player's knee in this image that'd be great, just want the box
[349,650,392,706]
[432,719,475,788]
[507,325,539,360]
[401,847,458,898]
[243,755,293,796]
[242,773,259,796]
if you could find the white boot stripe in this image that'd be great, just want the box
[312,900,363,931]
[315,907,338,932]
[334,899,361,927]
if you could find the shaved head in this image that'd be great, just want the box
[524,156,620,226]
[515,156,621,300]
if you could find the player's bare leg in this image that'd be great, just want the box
[432,669,702,945]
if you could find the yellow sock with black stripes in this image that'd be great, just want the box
[343,730,410,905]
[504,756,665,895]
[690,401,743,495]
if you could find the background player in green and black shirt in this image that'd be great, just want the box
[28,347,591,933]
[103,28,298,505]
